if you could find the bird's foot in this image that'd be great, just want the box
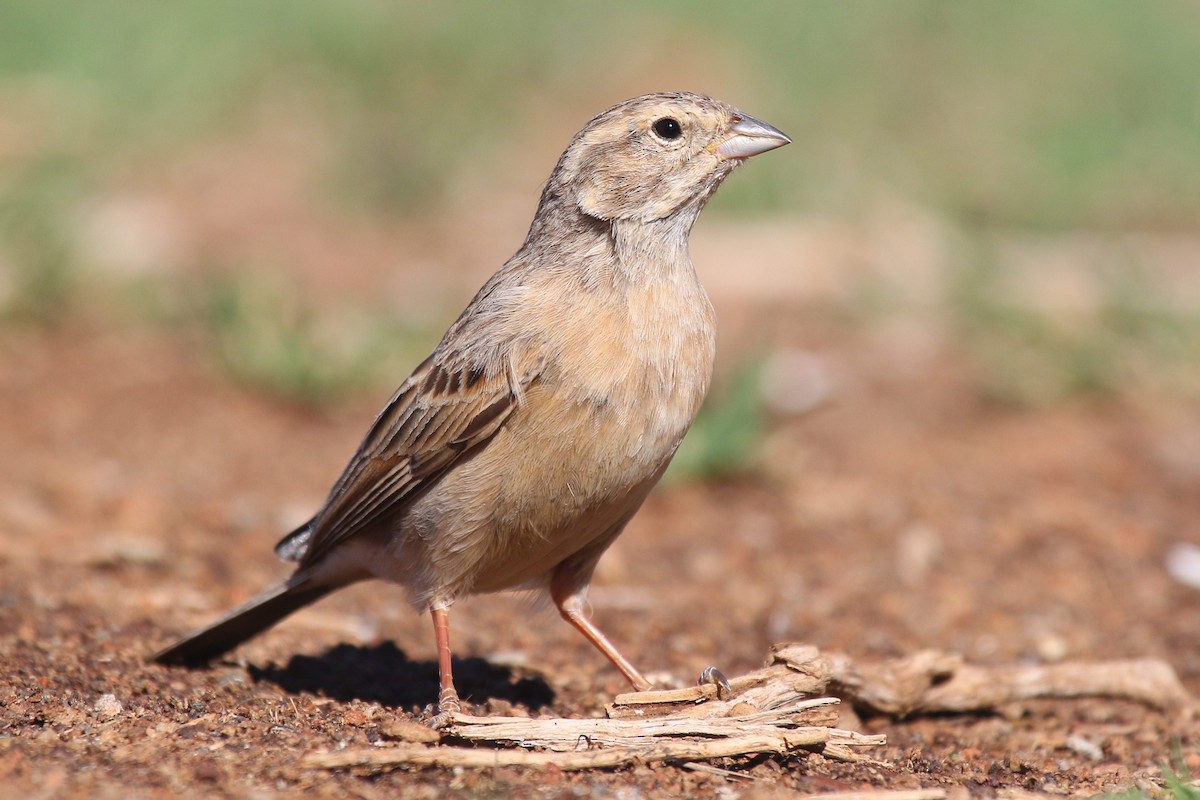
[699,665,734,700]
[427,687,463,730]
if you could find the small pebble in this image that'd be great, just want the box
[342,709,369,727]
[485,649,528,669]
[1166,542,1200,590]
[1035,632,1069,662]
[217,671,245,688]
[94,693,124,720]
[760,348,833,415]
[380,718,441,743]
[1066,735,1104,761]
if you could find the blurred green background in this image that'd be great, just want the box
[2,1,1199,441]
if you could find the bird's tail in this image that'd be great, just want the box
[151,577,336,666]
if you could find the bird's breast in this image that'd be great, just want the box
[554,270,717,458]
[392,262,717,602]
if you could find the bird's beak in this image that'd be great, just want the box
[713,114,791,160]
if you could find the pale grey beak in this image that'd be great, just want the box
[714,114,791,160]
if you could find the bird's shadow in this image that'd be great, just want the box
[248,641,555,712]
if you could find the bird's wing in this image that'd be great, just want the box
[290,349,542,567]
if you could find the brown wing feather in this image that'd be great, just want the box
[295,354,539,567]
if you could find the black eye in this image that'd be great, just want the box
[652,117,682,140]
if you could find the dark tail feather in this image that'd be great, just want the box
[151,578,336,666]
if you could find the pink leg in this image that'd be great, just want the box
[552,582,652,692]
[430,607,462,715]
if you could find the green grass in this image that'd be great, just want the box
[201,271,433,405]
[949,243,1200,406]
[667,359,768,482]
[2,0,1200,415]
[1103,744,1200,800]
[2,1,1198,225]
[0,154,85,321]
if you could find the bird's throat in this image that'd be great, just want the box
[609,215,696,283]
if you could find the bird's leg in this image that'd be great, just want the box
[429,606,461,724]
[551,582,652,692]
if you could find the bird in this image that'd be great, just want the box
[152,92,789,720]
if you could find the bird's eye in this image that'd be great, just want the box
[652,117,682,140]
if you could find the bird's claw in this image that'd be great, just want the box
[428,710,456,730]
[426,688,463,730]
[699,665,734,700]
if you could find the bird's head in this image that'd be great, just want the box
[548,92,790,226]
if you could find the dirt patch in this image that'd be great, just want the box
[2,323,1198,798]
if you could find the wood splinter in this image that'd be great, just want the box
[304,643,1189,774]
